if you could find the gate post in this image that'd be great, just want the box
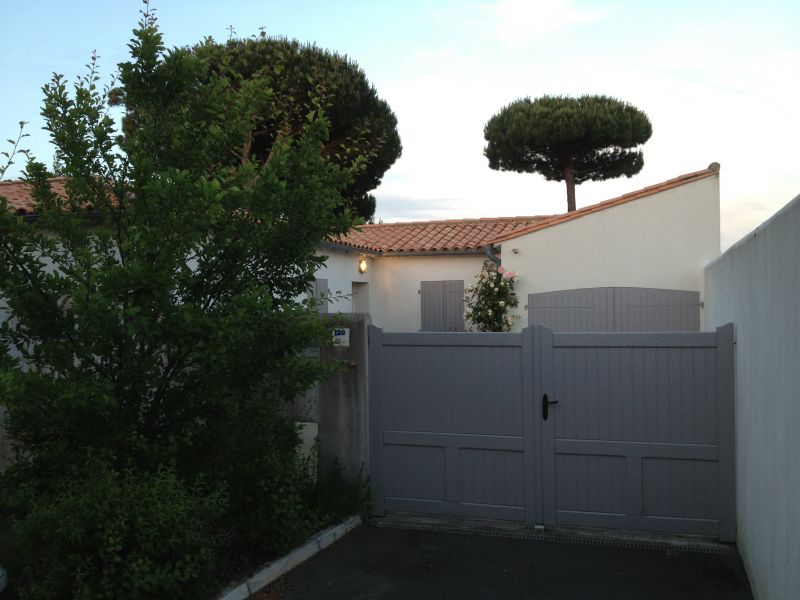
[717,322,736,542]
[368,325,385,516]
[318,314,371,481]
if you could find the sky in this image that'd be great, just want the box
[1,0,798,249]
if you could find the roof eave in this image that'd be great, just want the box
[320,241,487,257]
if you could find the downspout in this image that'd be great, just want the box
[483,244,501,266]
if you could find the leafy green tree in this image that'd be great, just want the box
[0,121,29,181]
[0,5,363,597]
[117,35,402,221]
[484,95,652,212]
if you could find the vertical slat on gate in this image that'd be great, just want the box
[522,326,539,524]
[537,325,557,527]
[368,325,385,515]
[716,323,736,541]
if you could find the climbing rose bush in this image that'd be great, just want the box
[464,262,520,332]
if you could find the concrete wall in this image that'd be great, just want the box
[501,175,721,331]
[704,194,800,600]
[317,314,370,480]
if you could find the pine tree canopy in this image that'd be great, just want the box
[197,38,402,221]
[483,95,652,211]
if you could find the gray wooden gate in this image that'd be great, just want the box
[368,328,533,520]
[369,324,735,540]
[529,287,701,332]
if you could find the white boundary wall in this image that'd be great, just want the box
[705,194,800,600]
[502,175,720,331]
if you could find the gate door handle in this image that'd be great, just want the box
[542,394,559,421]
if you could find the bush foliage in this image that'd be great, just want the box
[0,4,370,598]
[464,262,520,332]
[4,457,226,600]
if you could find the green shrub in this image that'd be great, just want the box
[206,395,318,557]
[2,456,226,600]
[306,461,371,527]
[464,262,521,332]
[0,6,373,596]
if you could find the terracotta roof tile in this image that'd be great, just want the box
[333,215,555,253]
[334,164,719,254]
[4,164,719,253]
[0,177,69,215]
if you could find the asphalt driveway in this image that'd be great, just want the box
[269,522,752,600]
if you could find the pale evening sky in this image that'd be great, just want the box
[1,0,798,249]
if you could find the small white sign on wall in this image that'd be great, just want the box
[332,327,350,347]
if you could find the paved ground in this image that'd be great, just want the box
[269,523,753,600]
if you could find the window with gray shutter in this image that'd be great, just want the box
[313,278,329,314]
[420,280,465,331]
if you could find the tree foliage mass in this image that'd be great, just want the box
[484,95,652,211]
[115,35,402,221]
[0,7,369,598]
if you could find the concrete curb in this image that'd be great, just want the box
[218,515,362,600]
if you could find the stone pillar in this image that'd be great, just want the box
[318,313,370,480]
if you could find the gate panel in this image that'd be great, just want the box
[614,288,700,332]
[540,326,735,540]
[369,324,735,540]
[528,287,701,331]
[528,287,614,331]
[369,327,535,521]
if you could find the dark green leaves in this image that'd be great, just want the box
[189,37,402,221]
[0,7,368,597]
[484,95,652,210]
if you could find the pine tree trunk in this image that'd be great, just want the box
[564,164,576,212]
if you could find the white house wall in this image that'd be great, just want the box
[500,175,720,331]
[704,194,800,600]
[314,249,372,314]
[369,255,485,332]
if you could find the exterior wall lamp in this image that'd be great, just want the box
[358,257,368,274]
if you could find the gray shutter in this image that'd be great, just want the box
[314,278,329,314]
[421,280,465,331]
